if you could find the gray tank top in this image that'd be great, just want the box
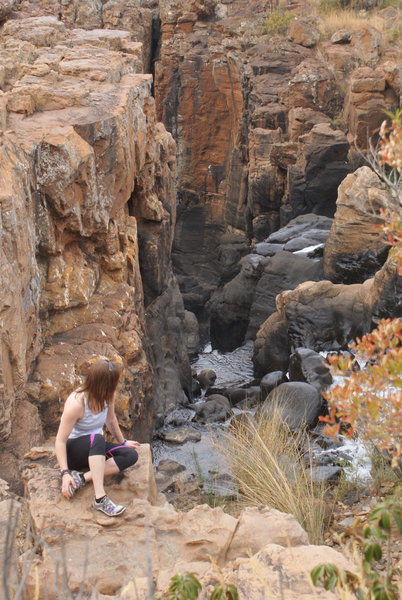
[68,392,108,439]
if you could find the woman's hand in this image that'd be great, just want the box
[61,472,76,498]
[124,440,140,449]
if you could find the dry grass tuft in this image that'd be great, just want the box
[318,10,386,37]
[212,411,328,544]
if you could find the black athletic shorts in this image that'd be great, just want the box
[66,433,138,472]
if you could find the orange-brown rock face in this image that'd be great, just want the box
[153,2,352,314]
[323,166,397,283]
[0,14,190,471]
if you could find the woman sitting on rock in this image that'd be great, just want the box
[55,359,140,517]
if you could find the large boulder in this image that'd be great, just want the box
[254,312,290,376]
[219,543,352,600]
[247,250,322,339]
[289,348,333,392]
[260,371,288,400]
[226,506,309,560]
[323,167,396,284]
[261,382,324,430]
[254,253,402,374]
[288,17,320,48]
[210,254,264,351]
[192,394,232,423]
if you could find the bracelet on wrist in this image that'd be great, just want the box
[122,439,127,446]
[60,469,71,477]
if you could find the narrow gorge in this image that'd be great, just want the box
[0,1,401,598]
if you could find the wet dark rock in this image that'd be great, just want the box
[247,251,322,339]
[164,409,194,427]
[283,237,321,252]
[254,313,290,377]
[285,124,350,221]
[196,369,217,390]
[260,371,288,400]
[254,242,284,257]
[223,386,261,406]
[217,232,250,284]
[192,377,202,397]
[289,348,333,392]
[260,382,324,430]
[307,466,343,484]
[156,459,186,476]
[266,214,333,244]
[210,254,265,351]
[193,394,232,424]
[155,459,188,493]
[183,310,200,357]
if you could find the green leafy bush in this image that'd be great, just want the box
[311,498,402,599]
[158,572,239,600]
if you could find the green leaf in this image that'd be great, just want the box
[393,512,402,533]
[379,512,392,532]
[210,584,239,600]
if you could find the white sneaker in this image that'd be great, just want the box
[93,496,126,517]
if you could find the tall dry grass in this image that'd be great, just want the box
[306,0,399,39]
[213,411,328,545]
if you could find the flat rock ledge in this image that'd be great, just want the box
[13,443,353,599]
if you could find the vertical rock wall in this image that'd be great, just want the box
[0,9,191,489]
[153,0,400,344]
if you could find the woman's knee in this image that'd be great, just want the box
[116,448,138,471]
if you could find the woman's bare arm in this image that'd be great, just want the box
[105,402,140,448]
[55,392,84,497]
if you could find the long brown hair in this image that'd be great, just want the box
[78,359,121,413]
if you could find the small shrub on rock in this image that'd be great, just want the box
[311,498,402,599]
[263,9,294,35]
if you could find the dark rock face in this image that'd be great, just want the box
[193,394,232,423]
[254,255,401,376]
[210,255,265,351]
[288,348,333,392]
[284,124,351,223]
[266,214,333,244]
[254,313,290,377]
[144,273,193,429]
[260,371,288,401]
[247,251,322,340]
[261,382,324,431]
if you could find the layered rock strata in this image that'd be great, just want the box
[0,15,190,487]
[153,0,400,323]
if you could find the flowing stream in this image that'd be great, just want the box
[153,342,372,495]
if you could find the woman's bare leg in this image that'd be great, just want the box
[87,454,107,498]
[84,457,119,486]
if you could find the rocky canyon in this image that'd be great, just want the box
[0,0,401,598]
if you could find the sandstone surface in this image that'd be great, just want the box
[323,166,396,283]
[20,442,352,599]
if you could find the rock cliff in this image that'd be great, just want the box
[0,9,191,489]
[153,0,400,336]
